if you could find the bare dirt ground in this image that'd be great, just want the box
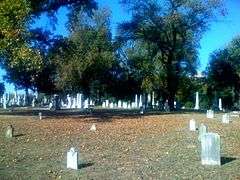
[0,110,240,180]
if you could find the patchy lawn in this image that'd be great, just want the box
[0,110,240,179]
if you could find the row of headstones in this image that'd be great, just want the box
[193,92,223,111]
[1,93,27,109]
[189,119,220,165]
[206,110,232,123]
[189,109,239,166]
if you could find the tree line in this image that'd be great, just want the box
[0,0,239,110]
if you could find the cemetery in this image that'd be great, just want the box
[1,0,240,179]
[1,97,240,179]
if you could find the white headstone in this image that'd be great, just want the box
[206,110,214,119]
[39,112,42,120]
[105,100,109,108]
[90,124,96,131]
[189,119,196,131]
[222,113,230,124]
[201,133,221,166]
[218,98,222,111]
[198,124,208,141]
[102,101,106,108]
[5,125,13,138]
[84,99,88,109]
[194,92,200,110]
[77,93,82,109]
[123,102,127,109]
[67,95,71,109]
[135,94,138,108]
[3,94,7,109]
[117,100,122,108]
[139,95,143,107]
[67,147,78,170]
[32,97,36,107]
[109,102,114,108]
[152,92,155,106]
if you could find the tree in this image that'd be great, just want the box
[51,8,115,99]
[0,0,97,93]
[118,0,223,110]
[207,37,240,109]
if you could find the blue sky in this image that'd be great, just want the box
[2,0,240,92]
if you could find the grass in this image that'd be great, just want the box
[0,109,240,179]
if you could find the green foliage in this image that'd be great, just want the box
[51,9,115,97]
[118,0,223,109]
[207,36,240,109]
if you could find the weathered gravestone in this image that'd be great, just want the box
[206,110,214,119]
[194,92,200,110]
[198,124,208,141]
[189,119,196,131]
[67,147,78,170]
[90,124,96,131]
[6,125,13,138]
[201,133,221,165]
[39,112,42,120]
[222,113,230,124]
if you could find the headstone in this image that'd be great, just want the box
[67,147,78,170]
[117,100,122,108]
[140,106,144,115]
[84,99,88,109]
[67,95,71,109]
[77,93,82,109]
[32,97,36,107]
[222,113,230,124]
[189,119,196,131]
[201,133,221,166]
[218,98,222,111]
[139,95,143,107]
[39,112,42,120]
[102,101,106,108]
[3,93,7,109]
[105,100,109,108]
[194,92,200,110]
[109,102,114,108]
[123,102,127,109]
[206,110,214,119]
[198,124,208,141]
[23,94,26,106]
[135,94,138,108]
[164,100,170,112]
[152,92,155,107]
[5,125,13,138]
[90,124,96,131]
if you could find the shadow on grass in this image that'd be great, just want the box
[221,157,236,165]
[14,133,25,138]
[0,108,210,123]
[78,162,94,169]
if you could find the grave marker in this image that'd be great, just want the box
[6,125,13,138]
[67,147,78,170]
[189,119,196,131]
[206,110,214,119]
[222,113,230,124]
[201,133,221,166]
[198,124,208,141]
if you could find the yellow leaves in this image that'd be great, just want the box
[10,45,43,72]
